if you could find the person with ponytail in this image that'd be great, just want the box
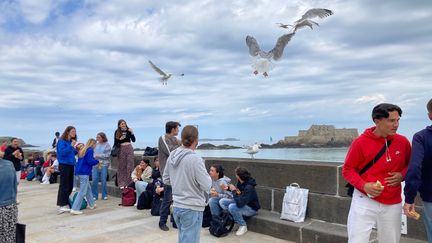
[70,138,99,215]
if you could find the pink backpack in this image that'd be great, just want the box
[121,187,136,206]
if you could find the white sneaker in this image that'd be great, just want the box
[103,197,108,200]
[41,181,50,185]
[236,225,248,236]
[72,187,77,192]
[88,204,96,210]
[70,210,83,215]
[58,206,70,213]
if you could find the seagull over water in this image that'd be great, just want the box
[246,32,295,77]
[244,143,261,159]
[148,60,184,85]
[278,8,334,32]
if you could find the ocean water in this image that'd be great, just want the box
[195,147,349,163]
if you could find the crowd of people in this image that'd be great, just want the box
[2,98,432,242]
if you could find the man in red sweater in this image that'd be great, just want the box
[342,103,411,243]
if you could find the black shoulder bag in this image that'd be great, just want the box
[345,140,391,197]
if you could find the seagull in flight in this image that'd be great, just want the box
[246,32,295,77]
[148,60,184,85]
[277,8,333,32]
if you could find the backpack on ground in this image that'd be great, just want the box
[20,171,28,180]
[26,170,35,181]
[120,187,136,206]
[69,192,88,210]
[202,205,212,228]
[137,190,153,210]
[209,211,235,237]
[150,194,162,216]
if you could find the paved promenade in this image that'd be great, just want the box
[17,181,292,243]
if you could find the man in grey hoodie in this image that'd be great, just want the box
[163,125,212,243]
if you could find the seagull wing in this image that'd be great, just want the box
[149,60,167,76]
[299,8,333,21]
[246,35,262,57]
[294,19,319,32]
[269,32,295,61]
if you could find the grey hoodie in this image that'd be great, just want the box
[163,146,212,211]
[212,176,233,199]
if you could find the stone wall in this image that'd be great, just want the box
[203,157,427,241]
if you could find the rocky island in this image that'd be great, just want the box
[197,143,241,150]
[268,125,358,148]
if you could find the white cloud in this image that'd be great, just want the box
[354,94,386,105]
[19,0,54,24]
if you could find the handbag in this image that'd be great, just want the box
[345,141,391,197]
[280,183,309,223]
[110,144,120,157]
[16,223,26,243]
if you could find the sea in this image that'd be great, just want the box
[28,141,349,163]
[195,147,348,163]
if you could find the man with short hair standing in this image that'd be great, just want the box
[158,121,181,231]
[404,98,432,242]
[4,138,24,184]
[342,103,411,243]
[163,125,212,243]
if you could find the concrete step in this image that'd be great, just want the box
[248,210,427,243]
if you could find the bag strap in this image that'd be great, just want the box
[161,135,171,153]
[358,140,392,176]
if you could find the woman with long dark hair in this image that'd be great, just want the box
[92,132,111,200]
[114,119,136,189]
[56,126,78,213]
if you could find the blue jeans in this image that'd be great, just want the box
[91,164,108,199]
[209,197,223,216]
[220,198,257,226]
[135,181,149,204]
[423,201,432,243]
[72,175,95,211]
[173,207,203,243]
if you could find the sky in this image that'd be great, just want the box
[0,0,431,148]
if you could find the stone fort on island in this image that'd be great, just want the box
[280,125,358,147]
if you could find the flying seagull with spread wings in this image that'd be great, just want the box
[278,8,333,32]
[246,32,295,77]
[148,60,184,85]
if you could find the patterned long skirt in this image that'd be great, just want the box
[0,204,18,243]
[117,144,134,188]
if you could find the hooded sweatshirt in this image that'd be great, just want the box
[75,148,99,176]
[212,176,233,198]
[404,125,432,204]
[163,146,212,211]
[233,177,261,211]
[342,126,411,205]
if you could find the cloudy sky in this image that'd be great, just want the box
[1,0,431,148]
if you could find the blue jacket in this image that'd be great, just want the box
[0,159,17,207]
[56,139,77,165]
[404,126,432,204]
[234,177,261,211]
[75,148,99,176]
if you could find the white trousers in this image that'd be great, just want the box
[347,189,401,243]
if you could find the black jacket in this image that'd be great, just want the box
[234,178,261,211]
[3,146,24,171]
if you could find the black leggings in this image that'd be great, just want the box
[57,164,74,207]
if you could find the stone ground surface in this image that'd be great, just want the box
[17,180,292,243]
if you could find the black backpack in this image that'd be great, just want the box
[151,194,163,216]
[202,205,212,228]
[209,211,235,237]
[137,190,153,210]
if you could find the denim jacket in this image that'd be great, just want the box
[0,159,17,207]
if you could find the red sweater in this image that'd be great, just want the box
[342,127,411,204]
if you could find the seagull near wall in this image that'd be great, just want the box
[244,143,261,159]
[278,8,334,33]
[148,60,184,85]
[246,32,295,77]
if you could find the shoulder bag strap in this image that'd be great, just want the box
[359,140,392,176]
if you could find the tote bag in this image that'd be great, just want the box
[280,183,309,223]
